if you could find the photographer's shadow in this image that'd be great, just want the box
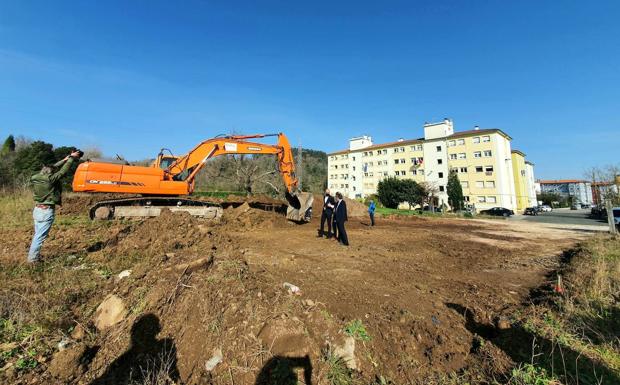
[255,355,313,385]
[89,313,179,385]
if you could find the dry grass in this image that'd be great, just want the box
[0,188,33,228]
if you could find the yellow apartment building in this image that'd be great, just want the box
[328,119,536,212]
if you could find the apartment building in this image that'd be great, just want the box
[538,180,593,205]
[328,119,536,211]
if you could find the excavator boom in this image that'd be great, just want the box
[72,133,313,221]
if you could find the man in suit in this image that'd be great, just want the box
[318,189,336,238]
[334,192,349,246]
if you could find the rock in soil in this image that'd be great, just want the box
[94,294,127,331]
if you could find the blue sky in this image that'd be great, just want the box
[0,1,618,179]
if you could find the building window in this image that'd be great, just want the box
[476,181,484,188]
[482,136,490,142]
[335,165,338,169]
[485,181,495,188]
[439,186,445,192]
[483,150,492,157]
[383,171,388,176]
[474,151,482,158]
[400,147,405,152]
[460,167,468,173]
[458,153,466,159]
[437,159,443,165]
[450,154,457,160]
[419,169,424,175]
[352,176,356,181]
[485,166,494,174]
[473,137,480,144]
[475,166,483,173]
[345,184,348,188]
[436,145,442,152]
[438,172,444,178]
[353,186,356,191]
[487,196,497,203]
[461,181,469,188]
[352,156,355,161]
[394,148,399,153]
[416,145,423,151]
[411,170,417,175]
[364,172,368,177]
[376,150,381,155]
[383,149,387,154]
[450,167,458,173]
[448,140,455,147]
[477,196,486,203]
[400,158,406,164]
[394,159,399,164]
[352,166,356,171]
[464,196,470,202]
[457,139,465,145]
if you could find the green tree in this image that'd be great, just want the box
[401,179,424,209]
[447,170,464,211]
[13,141,56,177]
[1,135,16,155]
[377,177,404,209]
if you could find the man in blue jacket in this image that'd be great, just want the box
[334,192,349,246]
[368,200,376,226]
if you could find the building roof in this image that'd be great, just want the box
[511,149,526,157]
[525,160,535,165]
[538,179,589,184]
[592,181,614,186]
[327,128,511,155]
[449,128,513,140]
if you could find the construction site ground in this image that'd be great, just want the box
[0,194,589,384]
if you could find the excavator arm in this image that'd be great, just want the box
[164,133,299,204]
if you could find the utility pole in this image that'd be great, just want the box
[605,199,617,235]
[297,140,303,191]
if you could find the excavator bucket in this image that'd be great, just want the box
[286,192,314,222]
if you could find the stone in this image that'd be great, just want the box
[205,348,223,371]
[94,294,127,331]
[70,324,86,341]
[333,336,358,370]
[496,317,511,330]
[116,270,132,281]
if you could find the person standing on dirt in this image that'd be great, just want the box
[318,188,336,238]
[334,192,349,246]
[27,150,82,263]
[368,200,376,226]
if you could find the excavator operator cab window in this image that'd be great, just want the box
[158,156,177,170]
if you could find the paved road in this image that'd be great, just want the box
[508,208,610,231]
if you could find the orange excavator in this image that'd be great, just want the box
[72,133,314,222]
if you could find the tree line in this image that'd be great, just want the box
[0,134,327,195]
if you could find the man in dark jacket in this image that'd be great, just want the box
[27,150,81,263]
[318,189,336,238]
[334,192,349,246]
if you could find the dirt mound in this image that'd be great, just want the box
[221,201,286,229]
[58,193,139,215]
[312,194,368,217]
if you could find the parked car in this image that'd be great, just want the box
[539,205,553,212]
[524,207,539,216]
[480,207,515,217]
[614,207,620,229]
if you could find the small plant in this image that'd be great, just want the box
[344,319,371,342]
[15,349,38,371]
[325,352,354,385]
[509,363,559,385]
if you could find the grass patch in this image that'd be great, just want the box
[324,352,355,385]
[513,235,620,384]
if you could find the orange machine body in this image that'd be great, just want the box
[72,134,299,197]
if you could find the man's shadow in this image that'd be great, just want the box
[255,355,312,385]
[89,313,179,385]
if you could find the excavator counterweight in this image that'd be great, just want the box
[72,133,313,222]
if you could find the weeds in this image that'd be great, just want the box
[344,319,371,342]
[324,351,355,385]
[508,363,559,385]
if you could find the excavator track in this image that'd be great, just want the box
[89,197,223,220]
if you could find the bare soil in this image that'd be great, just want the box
[0,195,586,385]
